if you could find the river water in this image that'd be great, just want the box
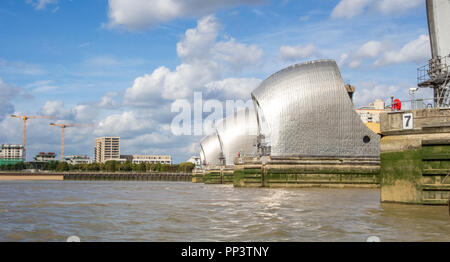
[0,181,449,242]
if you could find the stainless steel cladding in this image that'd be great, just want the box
[216,108,258,166]
[251,59,379,158]
[426,0,450,58]
[200,134,223,167]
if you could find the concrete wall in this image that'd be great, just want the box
[380,108,450,205]
[233,156,380,188]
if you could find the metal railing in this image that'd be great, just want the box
[418,55,450,85]
[387,98,435,111]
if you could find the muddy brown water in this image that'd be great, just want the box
[0,181,449,242]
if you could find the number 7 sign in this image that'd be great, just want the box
[402,113,413,130]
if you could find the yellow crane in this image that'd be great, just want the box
[50,123,95,161]
[11,114,57,160]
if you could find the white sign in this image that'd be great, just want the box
[402,113,414,130]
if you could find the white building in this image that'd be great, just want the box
[355,99,389,124]
[131,155,172,165]
[64,155,92,165]
[34,152,57,162]
[186,156,201,167]
[0,144,24,160]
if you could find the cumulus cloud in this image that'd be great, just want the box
[354,41,384,59]
[41,100,100,123]
[279,44,317,62]
[204,78,261,100]
[339,36,429,68]
[94,111,154,138]
[374,34,431,66]
[331,0,423,19]
[176,15,220,62]
[107,0,263,30]
[212,38,263,71]
[98,93,119,109]
[331,0,372,19]
[41,101,73,119]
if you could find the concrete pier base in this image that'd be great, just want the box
[233,156,380,188]
[380,108,450,205]
[203,168,234,184]
[192,171,204,183]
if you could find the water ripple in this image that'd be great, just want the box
[0,181,449,242]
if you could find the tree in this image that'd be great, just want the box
[120,161,132,172]
[56,162,70,171]
[47,161,59,171]
[137,162,146,172]
[104,160,119,172]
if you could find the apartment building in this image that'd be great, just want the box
[0,144,24,160]
[0,144,25,165]
[95,137,120,163]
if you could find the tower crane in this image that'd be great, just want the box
[11,114,57,160]
[50,123,95,161]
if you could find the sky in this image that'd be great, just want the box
[0,0,433,163]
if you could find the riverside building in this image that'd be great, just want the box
[0,144,24,166]
[95,137,120,163]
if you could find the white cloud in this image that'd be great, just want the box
[343,40,384,68]
[331,0,423,19]
[331,0,372,19]
[213,38,263,71]
[94,111,154,138]
[41,101,74,119]
[355,41,383,59]
[339,36,429,68]
[374,35,431,66]
[353,81,399,107]
[279,44,317,62]
[204,78,261,100]
[337,53,349,67]
[40,101,100,123]
[98,93,119,109]
[107,0,263,30]
[176,15,220,62]
[26,0,59,10]
[124,15,263,105]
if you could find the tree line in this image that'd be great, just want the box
[0,160,196,173]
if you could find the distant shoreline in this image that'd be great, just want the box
[0,175,64,181]
[0,172,192,182]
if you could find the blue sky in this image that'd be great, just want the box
[0,0,433,162]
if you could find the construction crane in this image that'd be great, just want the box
[50,123,95,161]
[11,114,57,160]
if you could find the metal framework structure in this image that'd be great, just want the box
[251,59,380,158]
[50,123,94,161]
[417,0,450,108]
